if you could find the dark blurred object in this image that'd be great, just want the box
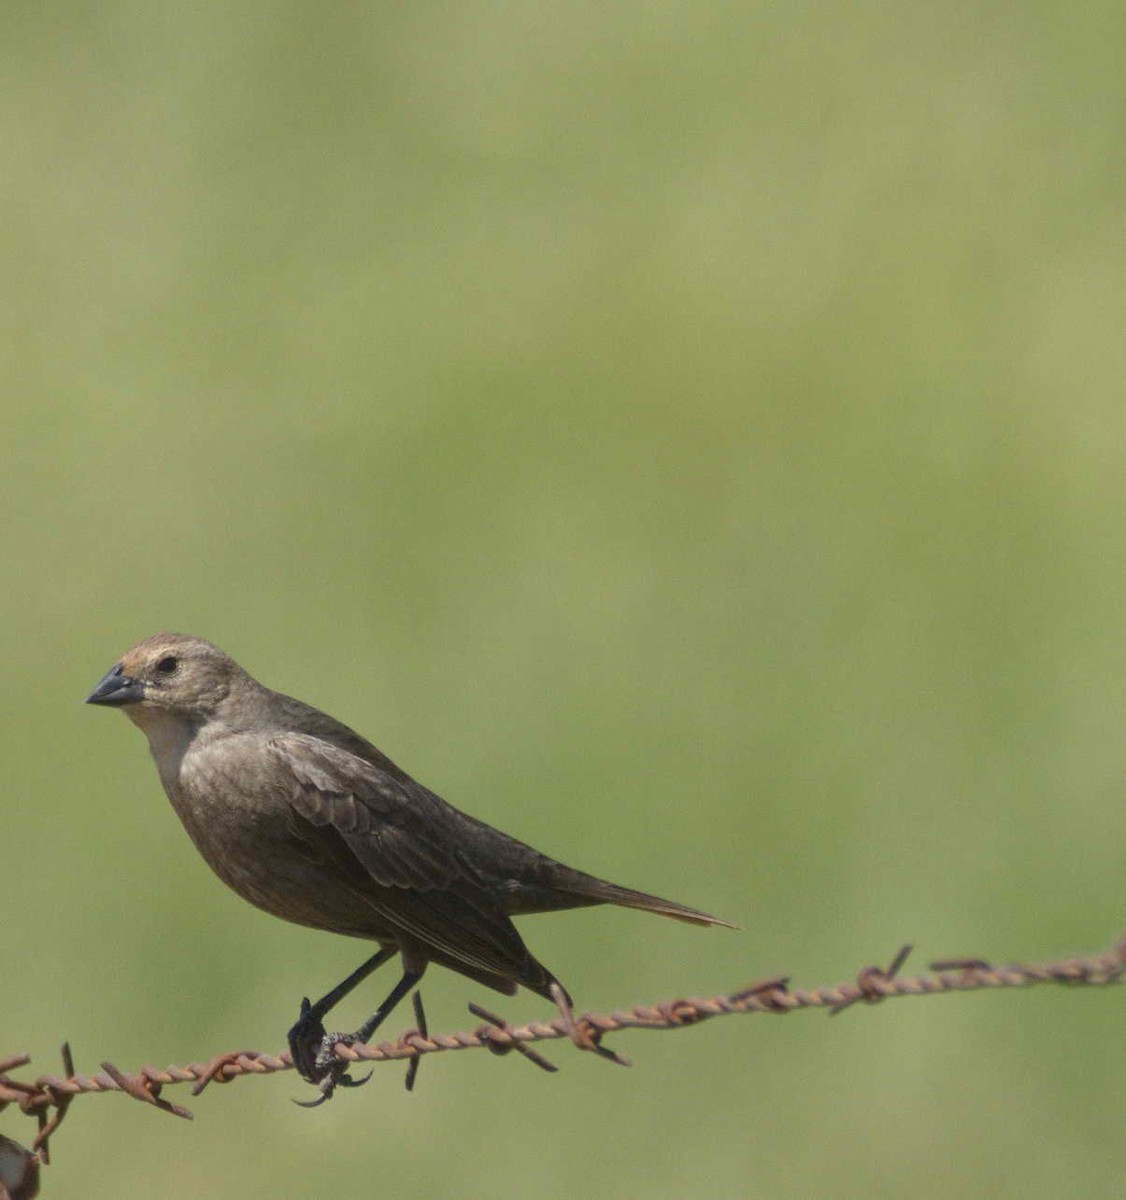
[0,1135,39,1200]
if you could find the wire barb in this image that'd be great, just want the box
[191,1050,261,1097]
[29,1044,75,1165]
[467,1002,559,1074]
[829,943,914,1016]
[402,991,430,1092]
[548,981,631,1067]
[99,1061,194,1122]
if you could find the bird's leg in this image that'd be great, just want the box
[349,966,425,1047]
[288,946,396,1092]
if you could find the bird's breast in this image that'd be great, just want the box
[158,733,389,938]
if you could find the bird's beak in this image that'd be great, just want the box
[86,664,145,707]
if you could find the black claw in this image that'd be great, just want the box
[291,1054,365,1106]
[336,1069,373,1089]
[292,1067,344,1108]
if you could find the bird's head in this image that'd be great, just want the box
[86,632,245,727]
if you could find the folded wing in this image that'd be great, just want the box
[266,732,559,997]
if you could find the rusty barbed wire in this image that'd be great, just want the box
[2,934,1123,1170]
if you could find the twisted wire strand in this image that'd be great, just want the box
[3,935,1122,1164]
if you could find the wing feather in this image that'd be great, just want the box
[266,733,551,991]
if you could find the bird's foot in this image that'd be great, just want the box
[288,997,373,1105]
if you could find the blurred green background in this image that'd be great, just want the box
[3,2,1125,1197]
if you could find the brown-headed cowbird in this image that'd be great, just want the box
[87,633,733,1100]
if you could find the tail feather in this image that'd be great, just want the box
[506,860,737,929]
[589,880,737,929]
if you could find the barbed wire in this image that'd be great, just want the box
[2,934,1122,1177]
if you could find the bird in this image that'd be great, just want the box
[87,632,734,1101]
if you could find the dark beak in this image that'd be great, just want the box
[86,664,145,707]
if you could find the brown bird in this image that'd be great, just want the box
[87,633,733,1100]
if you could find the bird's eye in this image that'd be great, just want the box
[156,656,179,675]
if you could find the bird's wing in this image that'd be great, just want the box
[265,732,544,986]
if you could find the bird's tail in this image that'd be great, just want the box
[590,880,737,928]
[548,867,737,929]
